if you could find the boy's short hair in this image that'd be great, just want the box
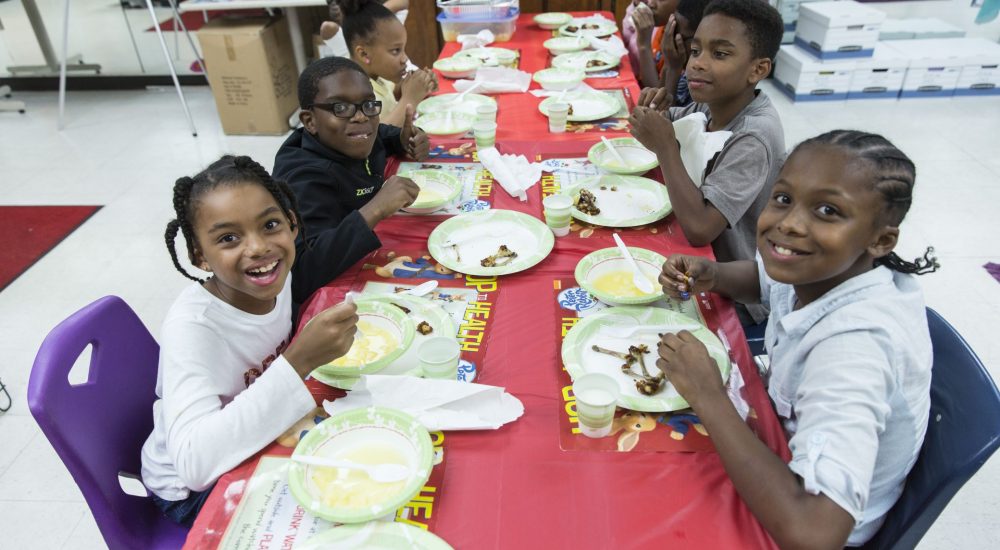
[297,56,369,109]
[677,0,709,31]
[703,0,783,61]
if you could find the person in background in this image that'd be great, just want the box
[624,0,679,88]
[657,130,938,548]
[660,0,709,107]
[273,57,429,307]
[318,0,410,59]
[629,0,785,325]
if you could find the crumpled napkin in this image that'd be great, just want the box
[530,81,596,97]
[323,375,525,431]
[455,66,532,94]
[673,112,732,188]
[587,34,628,59]
[476,147,542,202]
[458,29,495,50]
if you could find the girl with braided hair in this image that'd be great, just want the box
[141,156,359,526]
[653,130,937,548]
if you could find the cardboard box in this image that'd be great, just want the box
[197,17,298,135]
[795,1,885,60]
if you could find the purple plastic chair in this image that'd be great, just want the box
[28,296,188,550]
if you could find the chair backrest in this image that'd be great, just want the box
[862,307,1000,550]
[28,296,188,550]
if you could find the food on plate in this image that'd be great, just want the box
[591,343,665,396]
[565,25,579,33]
[592,270,658,298]
[582,23,601,30]
[586,59,608,69]
[417,321,433,335]
[575,188,601,216]
[308,441,410,508]
[480,244,518,267]
[391,303,412,315]
[328,321,398,367]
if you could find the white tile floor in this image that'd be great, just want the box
[1,82,999,549]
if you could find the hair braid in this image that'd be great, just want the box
[794,130,939,276]
[164,176,204,282]
[164,219,202,282]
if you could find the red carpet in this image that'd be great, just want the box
[0,206,101,292]
[145,10,269,32]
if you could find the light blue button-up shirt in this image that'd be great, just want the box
[758,258,932,546]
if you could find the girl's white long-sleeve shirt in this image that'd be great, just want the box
[140,279,314,501]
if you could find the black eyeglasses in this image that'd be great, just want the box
[308,100,383,119]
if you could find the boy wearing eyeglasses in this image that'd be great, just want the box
[273,57,429,308]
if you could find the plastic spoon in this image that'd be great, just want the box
[344,291,366,339]
[601,136,628,167]
[450,80,483,106]
[612,233,655,294]
[290,454,411,483]
[400,280,438,297]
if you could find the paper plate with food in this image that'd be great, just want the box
[310,297,414,380]
[558,19,618,38]
[416,93,496,117]
[552,50,621,73]
[452,47,518,68]
[427,210,554,276]
[575,246,666,306]
[538,90,621,122]
[295,522,453,550]
[432,55,480,79]
[287,407,434,524]
[311,293,456,389]
[588,137,659,175]
[543,36,590,55]
[412,111,477,138]
[399,169,463,214]
[561,307,730,412]
[562,175,671,227]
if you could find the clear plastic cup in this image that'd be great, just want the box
[543,194,573,236]
[417,337,461,379]
[547,102,570,133]
[573,373,621,437]
[475,103,497,123]
[473,120,497,149]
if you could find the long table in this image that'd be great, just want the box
[182,13,789,549]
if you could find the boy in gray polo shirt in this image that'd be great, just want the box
[629,0,785,324]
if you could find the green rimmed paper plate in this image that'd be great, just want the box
[543,36,589,55]
[296,522,453,550]
[416,93,496,117]
[558,19,618,38]
[575,247,666,306]
[588,137,659,175]
[413,111,477,138]
[533,67,586,91]
[288,407,434,524]
[428,210,554,276]
[432,56,480,79]
[538,90,621,122]
[311,298,414,379]
[563,175,671,227]
[452,47,518,68]
[311,293,456,389]
[561,307,730,412]
[534,12,573,30]
[400,169,463,214]
[552,50,621,73]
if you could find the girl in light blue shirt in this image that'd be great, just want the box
[655,130,938,548]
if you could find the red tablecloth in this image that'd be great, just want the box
[183,13,791,549]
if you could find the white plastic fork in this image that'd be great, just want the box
[612,233,656,294]
[601,136,628,166]
[400,280,438,297]
[344,291,366,340]
[290,454,412,483]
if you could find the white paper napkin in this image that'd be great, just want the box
[672,112,732,188]
[530,82,596,98]
[587,34,628,59]
[476,147,541,202]
[455,67,532,94]
[458,29,495,50]
[323,375,525,431]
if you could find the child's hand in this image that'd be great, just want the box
[628,105,676,155]
[632,3,655,46]
[660,254,717,300]
[656,331,726,410]
[636,86,671,111]
[400,70,435,103]
[663,15,688,75]
[285,302,359,378]
[399,105,430,161]
[362,175,420,225]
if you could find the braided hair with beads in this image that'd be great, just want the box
[164,156,307,283]
[796,130,939,275]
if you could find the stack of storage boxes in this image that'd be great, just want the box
[771,0,825,44]
[885,38,1000,97]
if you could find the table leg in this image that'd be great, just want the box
[286,7,307,75]
[8,0,101,76]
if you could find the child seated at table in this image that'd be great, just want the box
[340,0,436,128]
[624,0,679,88]
[140,156,359,526]
[273,56,429,306]
[660,0,709,107]
[657,130,938,548]
[628,0,785,324]
[318,0,410,59]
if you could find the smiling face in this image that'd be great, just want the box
[357,17,409,84]
[191,183,298,315]
[756,145,899,305]
[685,14,769,105]
[300,70,379,160]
